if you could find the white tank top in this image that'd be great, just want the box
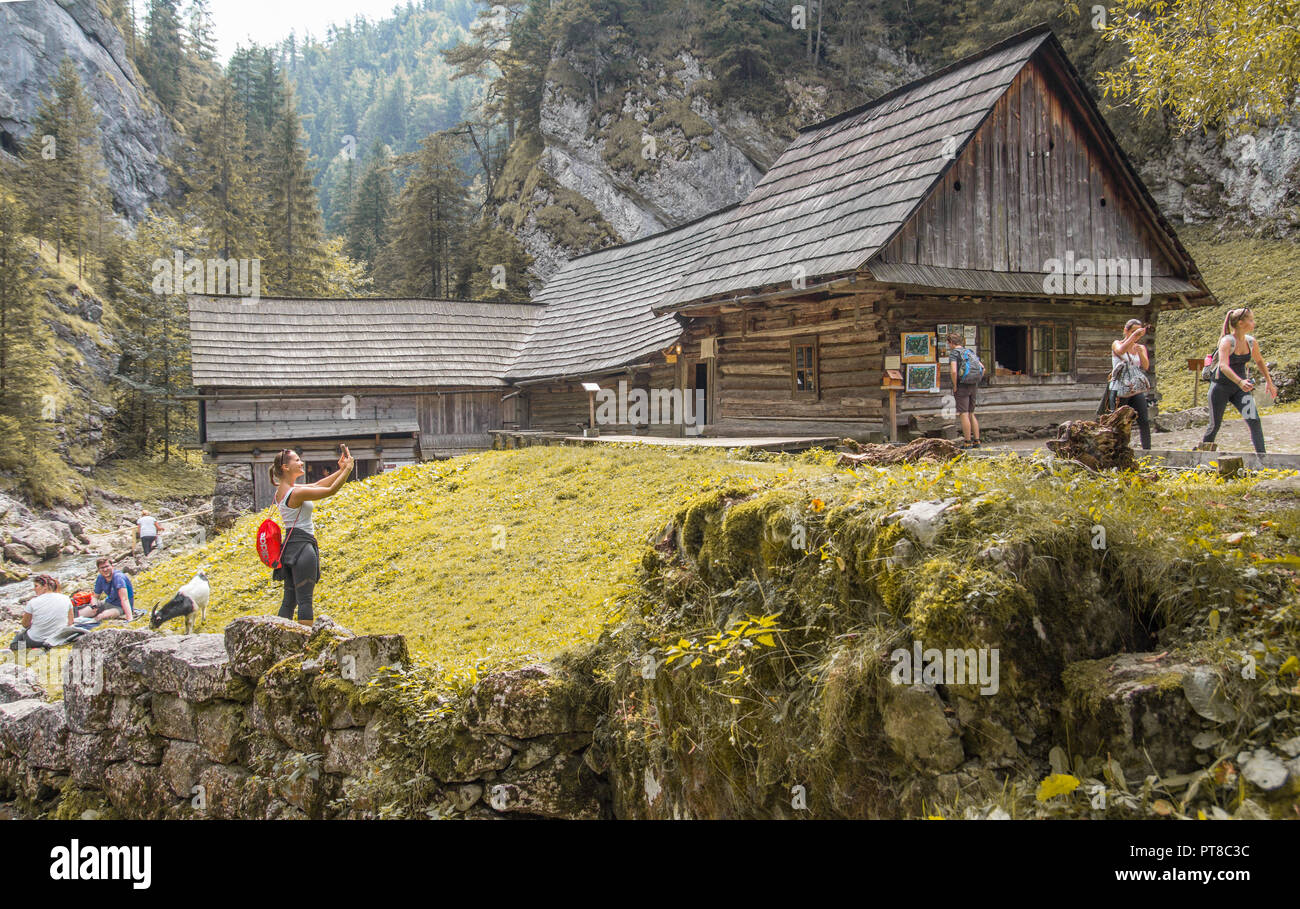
[277,486,315,537]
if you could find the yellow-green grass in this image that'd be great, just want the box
[1157,226,1300,410]
[133,446,829,674]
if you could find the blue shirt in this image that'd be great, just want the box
[94,570,134,608]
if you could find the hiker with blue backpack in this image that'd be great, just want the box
[947,332,984,448]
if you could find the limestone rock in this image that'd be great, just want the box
[128,634,248,703]
[492,752,604,819]
[249,686,324,753]
[336,634,408,685]
[881,684,965,773]
[103,761,177,819]
[195,700,245,764]
[67,731,125,786]
[468,664,597,739]
[0,663,43,704]
[161,740,210,799]
[10,521,71,559]
[0,699,67,770]
[310,674,372,729]
[426,729,514,782]
[323,728,366,775]
[224,615,311,680]
[196,763,270,820]
[151,693,197,741]
[111,694,164,764]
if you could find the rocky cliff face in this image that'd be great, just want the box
[0,0,176,219]
[508,39,1297,277]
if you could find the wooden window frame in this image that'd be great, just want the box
[1031,321,1074,376]
[791,336,820,400]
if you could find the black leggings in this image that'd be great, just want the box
[278,543,319,622]
[1110,391,1151,450]
[1202,381,1266,453]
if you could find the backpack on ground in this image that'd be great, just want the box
[953,347,985,384]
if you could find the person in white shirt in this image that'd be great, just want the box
[10,574,73,651]
[136,510,164,557]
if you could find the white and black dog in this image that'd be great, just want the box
[150,570,210,633]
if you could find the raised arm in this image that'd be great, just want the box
[286,458,354,506]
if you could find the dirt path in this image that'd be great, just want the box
[984,411,1300,454]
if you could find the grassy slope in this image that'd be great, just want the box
[133,446,829,674]
[91,452,216,508]
[1157,227,1300,414]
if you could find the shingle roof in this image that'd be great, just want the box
[188,297,542,388]
[507,207,733,381]
[655,28,1052,310]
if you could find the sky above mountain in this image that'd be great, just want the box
[206,0,407,60]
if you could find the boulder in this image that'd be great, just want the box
[195,700,245,764]
[223,615,311,680]
[150,694,197,741]
[310,674,372,729]
[161,741,211,800]
[10,521,72,560]
[103,761,178,819]
[300,618,355,674]
[0,561,29,583]
[62,629,156,731]
[3,544,34,566]
[491,752,604,819]
[881,684,965,774]
[249,687,324,753]
[0,699,68,770]
[91,628,158,696]
[336,634,409,685]
[0,663,44,704]
[467,664,598,739]
[1152,406,1210,433]
[127,634,249,703]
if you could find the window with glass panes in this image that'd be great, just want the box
[791,339,818,397]
[1032,322,1073,375]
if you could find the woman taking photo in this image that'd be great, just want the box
[1200,307,1276,456]
[1109,319,1153,450]
[269,445,354,627]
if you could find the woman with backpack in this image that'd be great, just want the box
[947,332,983,448]
[1109,319,1153,450]
[269,445,354,627]
[1199,307,1276,455]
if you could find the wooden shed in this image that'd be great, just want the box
[188,296,542,507]
[652,26,1216,438]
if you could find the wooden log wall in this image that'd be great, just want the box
[206,393,418,436]
[877,58,1180,278]
[883,294,1160,432]
[523,362,684,436]
[687,292,888,435]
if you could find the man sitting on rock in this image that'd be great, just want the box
[81,557,134,622]
[10,573,73,651]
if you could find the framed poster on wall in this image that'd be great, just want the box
[901,332,935,364]
[906,362,940,392]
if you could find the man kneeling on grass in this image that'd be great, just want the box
[80,557,134,622]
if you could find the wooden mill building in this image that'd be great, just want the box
[189,26,1216,505]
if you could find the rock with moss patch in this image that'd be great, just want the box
[103,761,177,819]
[881,684,965,774]
[161,740,210,799]
[195,700,244,764]
[309,674,373,729]
[491,752,604,819]
[425,729,513,782]
[249,686,324,753]
[336,634,408,685]
[323,728,366,774]
[224,615,311,680]
[151,694,197,741]
[468,664,597,738]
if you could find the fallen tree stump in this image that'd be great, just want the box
[836,437,963,467]
[1045,407,1137,471]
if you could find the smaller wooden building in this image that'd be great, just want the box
[188,296,541,507]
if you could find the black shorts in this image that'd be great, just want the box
[954,384,977,414]
[141,536,156,555]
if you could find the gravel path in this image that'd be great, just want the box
[983,411,1300,454]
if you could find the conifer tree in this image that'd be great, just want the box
[387,134,470,298]
[190,78,262,261]
[261,85,329,296]
[345,140,395,280]
[143,0,185,114]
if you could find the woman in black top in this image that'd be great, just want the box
[1200,308,1277,454]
